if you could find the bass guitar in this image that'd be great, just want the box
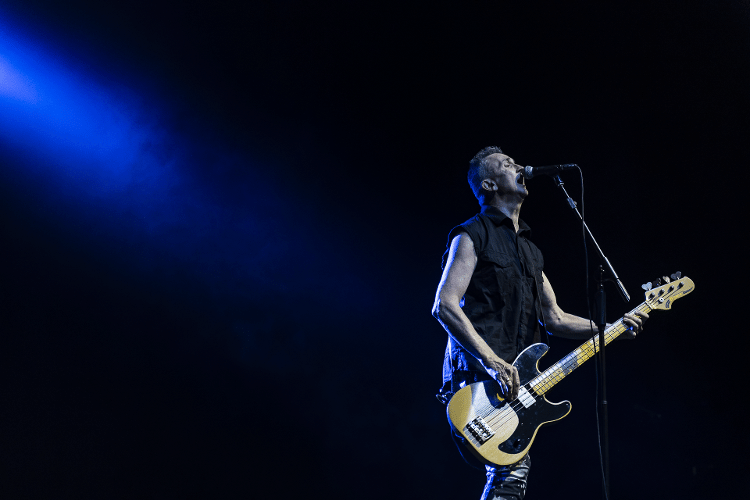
[447,274,694,466]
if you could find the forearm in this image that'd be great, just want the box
[541,273,601,340]
[546,310,598,340]
[433,300,501,368]
[433,299,520,398]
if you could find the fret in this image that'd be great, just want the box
[531,303,655,395]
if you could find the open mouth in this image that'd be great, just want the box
[516,174,525,186]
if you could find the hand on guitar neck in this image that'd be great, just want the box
[615,311,649,340]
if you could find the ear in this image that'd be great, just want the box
[481,179,497,192]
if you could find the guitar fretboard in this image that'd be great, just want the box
[530,302,653,396]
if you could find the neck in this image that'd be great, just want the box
[485,197,523,232]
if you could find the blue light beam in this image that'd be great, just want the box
[0,10,377,343]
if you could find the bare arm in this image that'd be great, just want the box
[432,233,520,399]
[540,271,648,339]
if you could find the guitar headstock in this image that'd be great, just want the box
[642,272,695,310]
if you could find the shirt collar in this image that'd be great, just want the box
[480,205,533,236]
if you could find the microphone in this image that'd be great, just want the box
[522,164,578,179]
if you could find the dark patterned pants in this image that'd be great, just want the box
[480,454,531,500]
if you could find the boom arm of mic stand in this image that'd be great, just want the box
[551,175,630,303]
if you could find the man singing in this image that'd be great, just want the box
[432,146,647,499]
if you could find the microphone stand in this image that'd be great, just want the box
[551,174,630,500]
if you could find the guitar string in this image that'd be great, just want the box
[470,284,686,445]
[475,297,656,428]
[482,324,615,426]
[479,301,655,431]
[482,302,654,430]
[479,337,600,428]
[484,316,634,428]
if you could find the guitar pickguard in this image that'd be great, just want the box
[496,393,571,454]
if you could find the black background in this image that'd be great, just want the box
[2,1,749,498]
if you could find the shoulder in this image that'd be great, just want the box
[441,213,491,269]
[522,235,543,254]
[447,213,491,252]
[520,233,545,270]
[445,231,477,266]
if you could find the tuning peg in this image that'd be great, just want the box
[643,274,682,291]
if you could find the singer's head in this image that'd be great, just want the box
[468,146,528,207]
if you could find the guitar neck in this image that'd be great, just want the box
[530,302,653,396]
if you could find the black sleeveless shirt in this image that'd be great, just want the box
[440,206,547,391]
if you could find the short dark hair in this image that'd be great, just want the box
[468,146,503,199]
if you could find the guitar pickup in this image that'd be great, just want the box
[466,416,495,444]
[517,387,535,408]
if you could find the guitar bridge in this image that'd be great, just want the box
[466,416,495,444]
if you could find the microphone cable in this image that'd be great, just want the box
[577,166,610,500]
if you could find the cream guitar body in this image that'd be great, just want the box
[447,275,695,466]
[447,343,570,466]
